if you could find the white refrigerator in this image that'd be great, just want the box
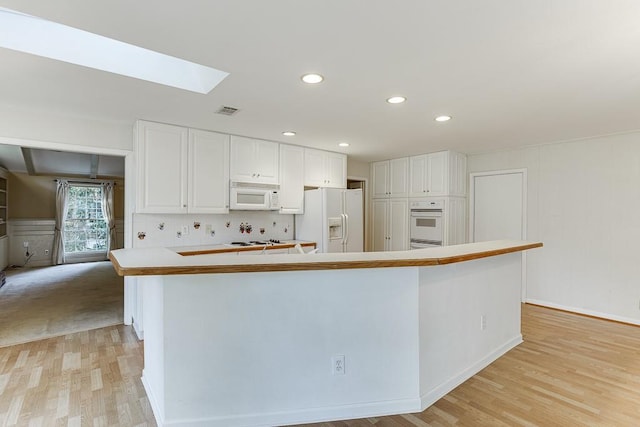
[295,188,363,253]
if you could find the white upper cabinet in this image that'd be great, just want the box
[304,148,347,188]
[278,144,304,214]
[409,151,466,197]
[136,121,231,214]
[136,121,189,213]
[371,157,409,198]
[230,136,279,184]
[188,129,230,214]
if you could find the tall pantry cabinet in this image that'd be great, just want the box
[370,158,410,251]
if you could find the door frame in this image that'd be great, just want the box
[0,135,135,325]
[469,168,528,301]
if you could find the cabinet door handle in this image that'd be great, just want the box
[183,204,187,208]
[257,173,260,177]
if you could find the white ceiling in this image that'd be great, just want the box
[1,1,640,164]
[0,144,124,178]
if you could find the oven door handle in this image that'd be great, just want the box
[410,239,442,246]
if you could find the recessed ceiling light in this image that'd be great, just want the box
[386,96,406,104]
[435,115,452,122]
[338,142,350,147]
[282,131,296,136]
[0,7,228,94]
[301,73,324,84]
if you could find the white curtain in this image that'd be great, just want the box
[52,180,70,265]
[101,182,116,253]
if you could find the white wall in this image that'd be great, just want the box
[468,131,640,324]
[8,219,125,267]
[0,105,132,151]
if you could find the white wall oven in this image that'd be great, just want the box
[409,200,444,249]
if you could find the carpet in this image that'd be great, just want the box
[0,261,124,347]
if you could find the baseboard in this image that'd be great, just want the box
[141,373,163,426]
[419,335,523,410]
[148,393,421,427]
[526,299,640,326]
[133,320,144,340]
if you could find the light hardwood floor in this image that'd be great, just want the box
[1,304,639,426]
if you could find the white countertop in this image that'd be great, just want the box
[109,240,543,276]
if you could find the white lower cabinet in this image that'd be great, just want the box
[372,198,409,251]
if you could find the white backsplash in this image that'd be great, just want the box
[133,212,294,248]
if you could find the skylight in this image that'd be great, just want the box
[0,7,229,94]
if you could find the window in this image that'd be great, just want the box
[64,185,108,254]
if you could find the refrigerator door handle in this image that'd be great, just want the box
[343,213,349,246]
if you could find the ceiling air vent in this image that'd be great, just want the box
[215,106,240,116]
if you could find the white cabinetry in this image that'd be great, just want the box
[371,198,409,252]
[136,121,229,214]
[230,136,279,184]
[304,148,347,188]
[188,129,230,213]
[409,151,467,197]
[136,121,189,213]
[444,197,467,246]
[278,144,304,214]
[372,157,409,198]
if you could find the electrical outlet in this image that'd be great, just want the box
[23,241,29,248]
[480,315,487,331]
[332,355,345,375]
[181,225,189,236]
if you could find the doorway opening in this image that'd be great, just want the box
[347,177,368,251]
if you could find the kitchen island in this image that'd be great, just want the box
[110,240,541,427]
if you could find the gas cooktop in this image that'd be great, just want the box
[228,239,282,246]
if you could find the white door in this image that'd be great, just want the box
[470,169,527,300]
[279,145,304,213]
[136,121,188,213]
[427,151,447,196]
[303,148,326,187]
[371,161,390,198]
[471,172,524,242]
[371,199,389,251]
[389,157,409,197]
[325,152,347,188]
[188,129,229,213]
[344,189,363,252]
[389,199,409,251]
[254,139,279,184]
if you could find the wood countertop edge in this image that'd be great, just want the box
[436,242,543,265]
[109,242,543,277]
[177,242,317,256]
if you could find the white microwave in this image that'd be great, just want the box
[230,182,280,211]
